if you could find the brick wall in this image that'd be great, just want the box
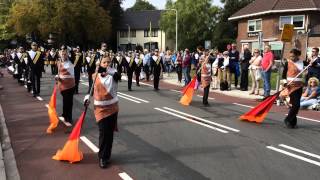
[235,12,320,60]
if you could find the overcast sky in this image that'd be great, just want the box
[122,0,223,9]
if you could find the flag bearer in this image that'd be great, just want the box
[200,50,212,106]
[84,55,120,168]
[280,49,304,129]
[56,47,75,124]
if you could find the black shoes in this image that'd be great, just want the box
[99,158,110,169]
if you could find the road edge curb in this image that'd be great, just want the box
[0,103,20,180]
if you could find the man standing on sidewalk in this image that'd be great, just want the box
[228,43,240,90]
[27,42,44,97]
[261,45,274,98]
[240,45,251,91]
[182,49,191,86]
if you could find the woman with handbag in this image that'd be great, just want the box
[249,49,262,95]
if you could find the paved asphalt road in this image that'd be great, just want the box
[2,67,320,180]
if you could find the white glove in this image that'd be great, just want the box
[83,94,90,106]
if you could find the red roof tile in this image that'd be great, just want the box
[229,0,320,20]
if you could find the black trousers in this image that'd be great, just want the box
[51,65,57,75]
[127,71,133,90]
[240,69,248,90]
[203,84,210,104]
[154,73,160,90]
[144,65,150,81]
[284,87,303,127]
[88,73,93,94]
[176,65,182,82]
[61,87,74,123]
[98,113,117,160]
[135,69,141,85]
[74,68,81,93]
[30,70,41,95]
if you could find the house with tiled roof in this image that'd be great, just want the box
[117,10,173,51]
[229,0,320,59]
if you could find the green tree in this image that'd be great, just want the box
[127,0,156,11]
[213,0,254,51]
[6,0,112,47]
[99,0,124,50]
[160,0,219,50]
[0,0,15,40]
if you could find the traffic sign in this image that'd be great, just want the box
[281,24,294,42]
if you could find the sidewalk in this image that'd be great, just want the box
[161,72,276,100]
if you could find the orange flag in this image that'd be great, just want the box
[180,77,197,106]
[46,85,59,134]
[52,111,86,163]
[240,92,280,123]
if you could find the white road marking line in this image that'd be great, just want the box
[296,115,320,123]
[279,144,320,160]
[117,92,149,103]
[58,117,72,127]
[119,172,134,180]
[196,95,215,100]
[170,89,181,93]
[162,107,240,133]
[118,94,141,103]
[80,136,99,153]
[36,96,43,101]
[81,82,89,86]
[267,146,320,167]
[155,108,228,133]
[233,103,254,108]
[122,76,153,87]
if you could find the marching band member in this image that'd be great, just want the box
[73,46,83,94]
[86,50,97,93]
[280,49,304,129]
[125,52,136,91]
[200,50,212,106]
[56,46,75,124]
[14,46,27,84]
[135,52,143,86]
[48,48,58,75]
[27,42,44,97]
[150,49,164,91]
[84,55,120,168]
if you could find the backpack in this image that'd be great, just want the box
[220,81,228,91]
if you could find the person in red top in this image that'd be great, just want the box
[182,49,191,86]
[261,45,274,97]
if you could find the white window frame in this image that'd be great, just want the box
[247,19,262,32]
[279,15,305,30]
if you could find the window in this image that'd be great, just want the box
[144,30,149,37]
[248,19,262,32]
[130,30,136,38]
[279,15,305,29]
[144,29,158,37]
[120,31,128,38]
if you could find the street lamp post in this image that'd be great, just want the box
[164,9,178,52]
[126,24,131,51]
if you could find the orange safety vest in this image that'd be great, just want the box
[201,61,212,88]
[58,61,75,92]
[93,73,119,122]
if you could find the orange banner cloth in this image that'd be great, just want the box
[180,77,197,106]
[46,85,59,134]
[240,92,280,123]
[52,111,86,163]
